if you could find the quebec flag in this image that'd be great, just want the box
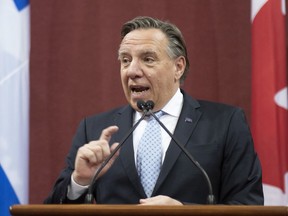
[0,0,30,215]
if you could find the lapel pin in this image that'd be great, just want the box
[185,117,193,123]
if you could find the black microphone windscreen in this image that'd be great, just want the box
[137,100,146,111]
[146,100,155,111]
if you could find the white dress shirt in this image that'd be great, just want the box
[67,89,183,200]
[133,88,183,163]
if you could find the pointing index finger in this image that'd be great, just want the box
[99,126,119,142]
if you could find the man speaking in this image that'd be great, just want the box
[44,16,263,205]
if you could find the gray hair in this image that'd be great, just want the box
[121,16,190,83]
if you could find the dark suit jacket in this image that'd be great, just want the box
[44,91,263,204]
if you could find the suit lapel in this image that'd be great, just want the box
[153,93,202,194]
[113,106,146,197]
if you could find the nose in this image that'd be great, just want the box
[126,59,143,79]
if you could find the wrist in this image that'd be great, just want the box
[72,171,91,186]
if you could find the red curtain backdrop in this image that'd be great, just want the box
[29,0,252,203]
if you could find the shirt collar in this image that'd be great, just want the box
[162,88,183,117]
[134,88,183,121]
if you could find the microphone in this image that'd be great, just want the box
[146,100,216,204]
[85,100,149,203]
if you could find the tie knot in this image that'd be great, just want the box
[147,111,164,121]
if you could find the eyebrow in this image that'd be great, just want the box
[118,49,158,58]
[141,50,157,56]
[118,50,128,57]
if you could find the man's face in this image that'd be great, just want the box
[118,28,185,112]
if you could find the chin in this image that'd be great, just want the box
[129,100,138,109]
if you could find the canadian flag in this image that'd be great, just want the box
[251,0,288,205]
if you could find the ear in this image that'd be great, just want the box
[174,56,186,81]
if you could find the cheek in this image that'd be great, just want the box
[120,70,127,82]
[120,74,128,94]
[149,70,168,87]
[152,77,165,94]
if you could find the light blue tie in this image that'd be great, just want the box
[137,111,163,197]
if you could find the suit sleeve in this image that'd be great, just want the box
[44,119,89,204]
[220,108,263,204]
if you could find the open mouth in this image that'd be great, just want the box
[131,86,149,93]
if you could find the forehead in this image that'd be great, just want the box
[118,28,168,55]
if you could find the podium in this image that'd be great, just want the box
[10,205,288,216]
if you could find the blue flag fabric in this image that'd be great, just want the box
[0,0,30,215]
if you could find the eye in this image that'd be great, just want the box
[144,56,155,64]
[120,57,131,67]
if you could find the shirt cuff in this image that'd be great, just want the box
[67,175,89,200]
